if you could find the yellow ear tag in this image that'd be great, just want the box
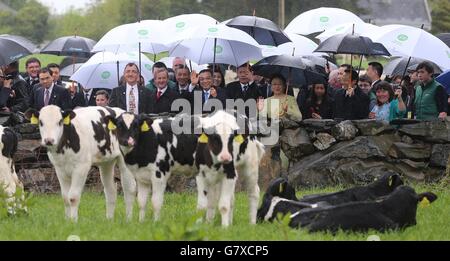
[141,121,151,132]
[234,134,245,144]
[279,183,283,194]
[419,197,430,208]
[198,133,209,144]
[107,120,116,131]
[388,176,393,187]
[63,115,71,125]
[30,114,38,125]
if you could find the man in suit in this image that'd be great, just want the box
[23,57,41,92]
[145,62,177,92]
[192,69,226,114]
[226,63,260,117]
[28,67,72,111]
[109,63,152,114]
[47,63,63,86]
[149,68,179,114]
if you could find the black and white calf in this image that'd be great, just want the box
[0,126,22,199]
[26,105,136,222]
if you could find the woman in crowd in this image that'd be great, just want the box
[212,67,225,89]
[302,83,334,119]
[369,81,406,122]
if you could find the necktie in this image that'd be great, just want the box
[44,89,50,106]
[243,84,249,94]
[129,87,136,114]
[203,91,209,103]
[157,90,162,101]
[85,92,89,105]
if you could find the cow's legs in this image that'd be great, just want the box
[241,166,260,225]
[218,178,236,227]
[196,174,208,210]
[137,180,151,222]
[151,173,169,221]
[98,163,117,220]
[206,183,219,223]
[117,157,136,221]
[67,165,90,222]
[55,171,71,219]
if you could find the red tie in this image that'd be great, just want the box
[157,90,162,101]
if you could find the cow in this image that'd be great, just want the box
[0,126,23,205]
[290,185,438,233]
[25,105,136,222]
[258,173,404,222]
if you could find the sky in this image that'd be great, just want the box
[37,0,94,14]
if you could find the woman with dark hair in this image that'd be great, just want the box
[369,81,406,122]
[212,67,225,89]
[303,83,334,119]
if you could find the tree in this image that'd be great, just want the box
[429,0,450,34]
[13,0,49,43]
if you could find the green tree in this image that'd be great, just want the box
[12,0,50,43]
[429,0,450,34]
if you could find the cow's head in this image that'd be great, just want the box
[104,113,153,152]
[371,172,404,195]
[25,106,76,148]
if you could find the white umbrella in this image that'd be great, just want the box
[277,32,319,56]
[169,24,262,66]
[92,20,168,54]
[316,22,381,42]
[285,7,364,35]
[158,57,208,72]
[70,52,154,89]
[163,14,218,46]
[371,24,450,70]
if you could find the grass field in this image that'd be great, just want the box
[1,182,448,241]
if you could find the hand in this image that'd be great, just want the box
[346,86,355,97]
[1,107,10,112]
[311,113,322,119]
[369,112,376,119]
[3,79,12,88]
[257,97,264,112]
[190,71,199,86]
[438,112,447,120]
[210,87,217,98]
[394,88,402,98]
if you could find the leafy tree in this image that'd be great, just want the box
[13,0,49,43]
[429,0,450,34]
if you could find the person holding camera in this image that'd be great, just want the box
[368,81,406,122]
[0,61,30,113]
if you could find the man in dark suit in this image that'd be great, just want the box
[149,68,179,114]
[109,63,152,114]
[226,63,260,117]
[192,69,226,114]
[22,57,41,92]
[28,67,72,111]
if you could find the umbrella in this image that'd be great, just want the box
[70,52,154,89]
[384,57,442,77]
[169,24,262,67]
[226,15,290,46]
[276,32,319,56]
[436,70,450,95]
[316,22,381,42]
[0,34,38,53]
[285,7,364,35]
[371,25,450,70]
[0,38,32,66]
[40,35,96,58]
[252,55,327,87]
[163,14,218,46]
[60,63,84,77]
[92,20,168,55]
[436,33,450,48]
[158,57,208,72]
[314,34,390,56]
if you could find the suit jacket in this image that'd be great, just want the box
[28,84,72,111]
[192,86,227,114]
[80,88,110,107]
[226,81,259,101]
[149,87,180,114]
[109,85,152,114]
[5,77,29,112]
[71,92,86,109]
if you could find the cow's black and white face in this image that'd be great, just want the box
[106,113,152,152]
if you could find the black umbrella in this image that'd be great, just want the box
[252,55,327,88]
[40,35,97,58]
[384,57,442,77]
[0,34,38,53]
[314,34,390,56]
[0,38,32,66]
[226,15,291,46]
[436,33,450,48]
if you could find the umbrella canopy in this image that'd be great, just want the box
[276,32,319,56]
[285,7,364,35]
[314,33,390,56]
[60,63,84,77]
[40,35,96,58]
[169,24,262,66]
[383,57,442,76]
[163,14,218,46]
[226,15,290,46]
[316,22,381,42]
[157,57,208,72]
[436,33,450,48]
[70,52,154,89]
[0,34,38,53]
[0,38,32,66]
[92,20,168,54]
[252,55,327,86]
[436,70,450,94]
[371,25,450,70]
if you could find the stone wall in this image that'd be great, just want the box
[282,118,450,188]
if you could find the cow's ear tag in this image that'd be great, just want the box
[388,176,393,187]
[141,121,151,132]
[63,115,71,125]
[30,114,38,125]
[234,134,245,144]
[279,183,284,193]
[199,133,209,143]
[419,197,430,208]
[108,120,116,131]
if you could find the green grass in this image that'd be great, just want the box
[18,54,65,73]
[0,184,449,241]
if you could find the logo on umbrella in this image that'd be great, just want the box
[176,22,186,28]
[68,47,83,51]
[145,64,152,71]
[214,45,223,54]
[101,71,111,79]
[138,29,149,36]
[320,16,329,23]
[336,26,345,31]
[397,34,409,42]
[208,27,219,33]
[446,50,450,59]
[9,53,24,61]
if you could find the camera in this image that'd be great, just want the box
[1,71,18,80]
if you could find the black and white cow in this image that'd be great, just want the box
[0,126,22,199]
[290,185,438,233]
[25,105,136,222]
